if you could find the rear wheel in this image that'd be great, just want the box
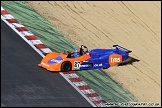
[61,61,72,72]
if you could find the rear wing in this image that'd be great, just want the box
[113,45,132,53]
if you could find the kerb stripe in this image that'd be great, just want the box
[69,78,82,82]
[24,36,38,40]
[1,10,9,15]
[16,27,29,32]
[34,44,47,49]
[77,85,91,90]
[6,18,19,23]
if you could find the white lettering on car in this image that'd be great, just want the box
[110,58,121,63]
[41,62,50,67]
[50,59,62,63]
[94,63,102,67]
[74,61,80,69]
[80,64,90,67]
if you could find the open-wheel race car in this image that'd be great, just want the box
[38,45,132,72]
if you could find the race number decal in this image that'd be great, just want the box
[74,61,80,69]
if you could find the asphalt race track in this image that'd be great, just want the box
[1,20,92,107]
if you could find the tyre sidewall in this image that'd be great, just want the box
[61,61,72,72]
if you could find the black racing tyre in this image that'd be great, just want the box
[61,61,72,72]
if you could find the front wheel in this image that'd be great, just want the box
[61,61,72,72]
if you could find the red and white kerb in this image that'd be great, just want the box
[1,6,108,107]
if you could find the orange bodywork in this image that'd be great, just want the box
[38,52,91,72]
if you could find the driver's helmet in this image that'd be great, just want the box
[70,48,80,58]
[74,48,80,53]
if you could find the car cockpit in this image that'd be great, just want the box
[66,45,88,58]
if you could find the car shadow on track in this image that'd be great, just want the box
[118,56,140,66]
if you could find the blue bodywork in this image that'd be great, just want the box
[79,45,131,70]
[48,56,63,64]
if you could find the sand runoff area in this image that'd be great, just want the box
[25,1,161,103]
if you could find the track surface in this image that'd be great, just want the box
[1,20,92,107]
[1,2,137,104]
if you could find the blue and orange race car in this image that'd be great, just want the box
[38,45,132,72]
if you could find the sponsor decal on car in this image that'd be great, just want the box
[109,54,122,66]
[74,61,80,69]
[41,62,50,67]
[83,60,89,62]
[94,63,103,67]
[48,56,63,64]
[80,64,91,67]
